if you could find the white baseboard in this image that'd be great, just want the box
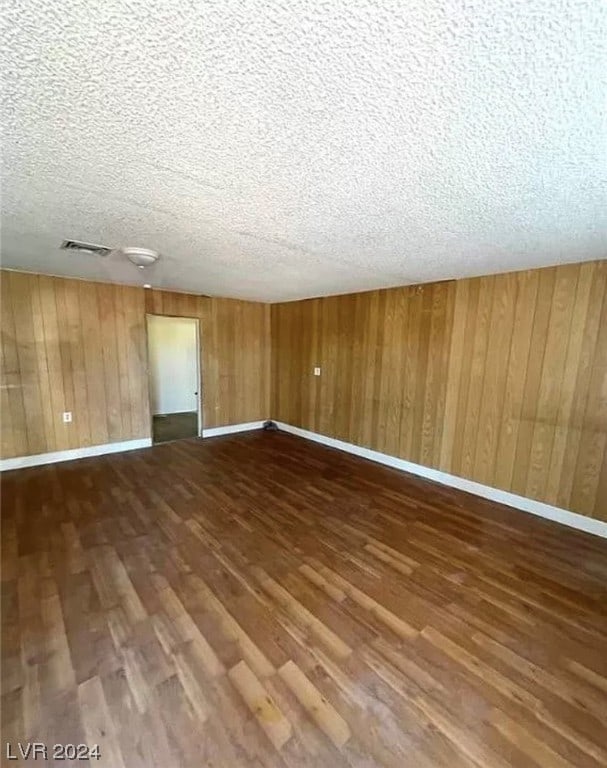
[0,421,267,469]
[0,438,152,471]
[202,420,266,438]
[275,422,607,539]
[4,421,603,539]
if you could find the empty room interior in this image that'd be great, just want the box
[1,1,606,766]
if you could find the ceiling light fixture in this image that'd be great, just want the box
[120,246,160,268]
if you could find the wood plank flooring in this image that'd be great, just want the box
[2,431,607,767]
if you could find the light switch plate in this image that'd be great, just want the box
[313,367,321,376]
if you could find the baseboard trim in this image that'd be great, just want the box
[1,421,267,468]
[202,421,266,438]
[275,422,607,539]
[0,438,153,471]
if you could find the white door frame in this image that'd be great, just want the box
[145,313,203,439]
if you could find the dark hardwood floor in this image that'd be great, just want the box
[2,431,607,767]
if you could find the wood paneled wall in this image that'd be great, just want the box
[3,264,606,521]
[1,272,149,458]
[272,261,607,520]
[1,272,270,459]
[144,288,270,429]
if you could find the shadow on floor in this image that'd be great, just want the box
[152,411,198,443]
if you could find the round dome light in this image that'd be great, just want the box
[121,247,160,268]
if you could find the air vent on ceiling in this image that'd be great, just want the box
[60,239,113,257]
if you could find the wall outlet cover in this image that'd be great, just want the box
[314,367,321,376]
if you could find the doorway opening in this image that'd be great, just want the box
[146,314,201,443]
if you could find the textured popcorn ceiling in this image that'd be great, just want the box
[1,0,606,302]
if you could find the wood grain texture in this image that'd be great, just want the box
[1,272,149,457]
[1,431,606,767]
[0,272,270,458]
[3,262,605,521]
[144,287,270,431]
[272,260,607,520]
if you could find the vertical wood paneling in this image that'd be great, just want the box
[30,275,56,451]
[544,265,593,503]
[78,280,110,446]
[460,276,494,481]
[364,292,376,445]
[54,278,77,444]
[63,279,91,448]
[473,273,516,486]
[422,282,450,468]
[439,280,468,471]
[433,282,455,470]
[114,286,133,441]
[38,275,71,451]
[10,273,46,455]
[493,269,539,492]
[510,268,556,496]
[449,278,480,479]
[144,289,270,430]
[97,283,124,441]
[271,260,607,520]
[570,274,607,516]
[123,284,149,441]
[557,262,607,509]
[385,290,405,458]
[400,287,421,460]
[1,273,270,459]
[525,265,579,501]
[2,263,605,521]
[1,274,25,456]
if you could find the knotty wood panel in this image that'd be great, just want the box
[272,260,607,520]
[1,272,270,458]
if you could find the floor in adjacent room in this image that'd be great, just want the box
[2,431,606,767]
[152,411,198,443]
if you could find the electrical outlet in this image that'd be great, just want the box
[313,367,321,376]
[62,411,72,423]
